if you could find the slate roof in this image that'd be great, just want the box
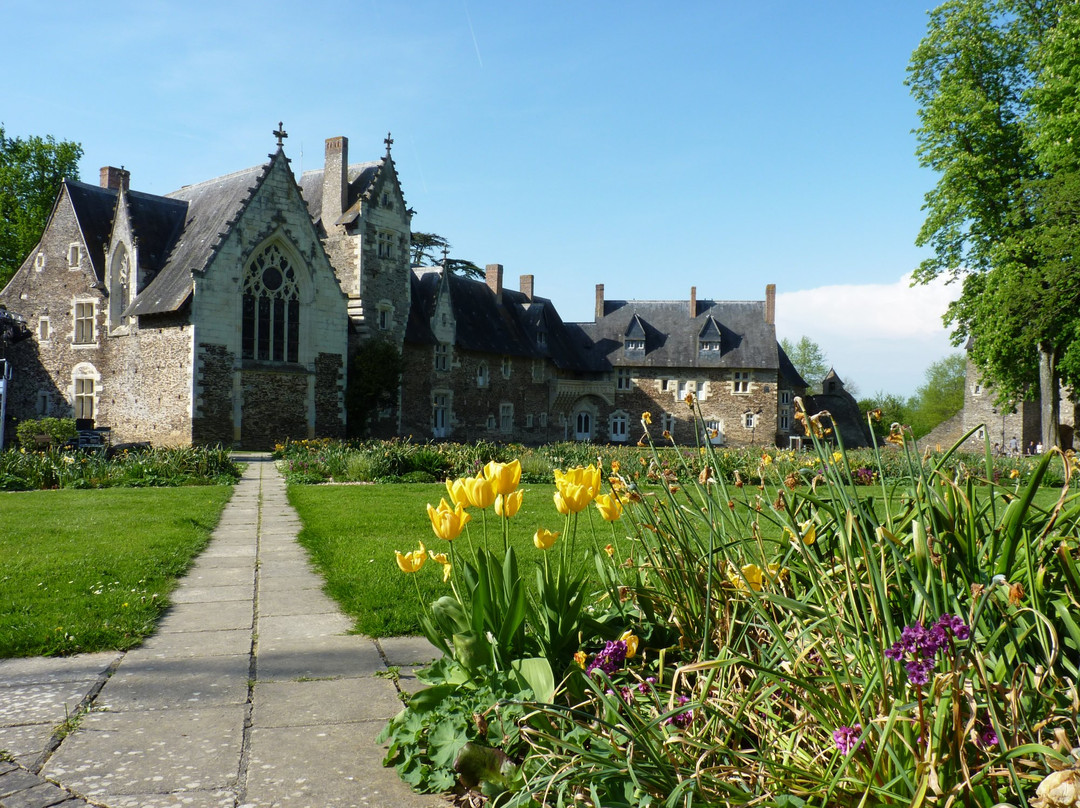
[127,161,273,316]
[298,162,381,229]
[406,268,599,371]
[65,180,119,283]
[578,299,782,371]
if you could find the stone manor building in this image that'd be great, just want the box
[0,130,814,449]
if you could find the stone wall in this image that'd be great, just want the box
[192,343,234,446]
[240,368,309,448]
[314,352,345,438]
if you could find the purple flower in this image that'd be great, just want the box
[664,695,693,728]
[886,614,969,686]
[586,640,628,676]
[636,676,657,694]
[833,723,863,755]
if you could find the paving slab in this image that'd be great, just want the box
[153,601,254,634]
[256,613,350,642]
[136,629,251,659]
[92,790,236,808]
[377,637,440,668]
[0,654,118,687]
[256,636,386,682]
[253,678,402,728]
[244,722,445,808]
[94,654,250,712]
[258,589,338,617]
[0,684,93,727]
[168,585,252,604]
[43,706,244,796]
[0,723,55,766]
[0,779,73,808]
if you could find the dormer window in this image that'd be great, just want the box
[700,339,721,352]
[626,339,645,351]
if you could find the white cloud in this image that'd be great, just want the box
[775,273,962,397]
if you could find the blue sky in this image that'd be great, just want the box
[1,1,960,396]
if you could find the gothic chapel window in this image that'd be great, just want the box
[242,242,300,363]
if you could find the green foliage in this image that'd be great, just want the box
[779,335,829,391]
[0,445,240,490]
[409,231,483,279]
[15,417,76,449]
[908,0,1080,446]
[377,658,531,796]
[0,127,83,289]
[500,411,1080,806]
[345,340,402,438]
[0,486,233,657]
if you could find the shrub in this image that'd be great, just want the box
[15,417,76,449]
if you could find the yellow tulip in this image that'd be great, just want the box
[483,459,521,495]
[642,411,652,425]
[463,473,497,510]
[428,550,452,582]
[533,528,560,550]
[729,562,763,592]
[426,499,471,541]
[494,489,524,518]
[445,477,470,508]
[783,520,816,546]
[620,630,639,659]
[395,541,427,573]
[594,493,623,522]
[553,481,591,514]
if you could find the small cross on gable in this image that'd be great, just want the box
[273,122,288,148]
[384,132,394,155]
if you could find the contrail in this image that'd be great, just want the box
[463,0,483,68]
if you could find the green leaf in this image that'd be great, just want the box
[429,720,469,769]
[510,657,555,702]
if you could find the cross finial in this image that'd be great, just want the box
[384,131,394,155]
[273,122,288,148]
[441,244,449,263]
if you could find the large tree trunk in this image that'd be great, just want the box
[1038,342,1061,449]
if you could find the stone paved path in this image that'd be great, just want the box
[0,455,444,808]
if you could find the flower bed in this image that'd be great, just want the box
[378,405,1080,806]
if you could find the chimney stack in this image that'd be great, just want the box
[520,274,534,301]
[323,136,348,224]
[689,286,697,318]
[595,283,605,320]
[486,264,504,302]
[765,283,776,325]
[99,166,130,192]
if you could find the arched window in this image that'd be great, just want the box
[242,242,300,363]
[109,244,131,328]
[72,362,100,422]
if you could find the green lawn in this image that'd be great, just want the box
[0,486,233,657]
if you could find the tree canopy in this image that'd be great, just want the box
[410,231,483,280]
[908,0,1080,447]
[780,336,829,392]
[0,127,82,289]
[858,352,967,440]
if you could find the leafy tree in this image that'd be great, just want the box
[410,231,483,280]
[0,127,82,289]
[907,0,1077,448]
[345,340,403,438]
[780,336,829,392]
[859,391,915,441]
[908,353,968,436]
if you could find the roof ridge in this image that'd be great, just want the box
[165,163,265,197]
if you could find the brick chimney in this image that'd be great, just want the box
[689,286,697,318]
[486,264,504,302]
[323,136,348,223]
[595,284,605,320]
[765,283,776,325]
[520,274,534,301]
[99,166,129,192]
